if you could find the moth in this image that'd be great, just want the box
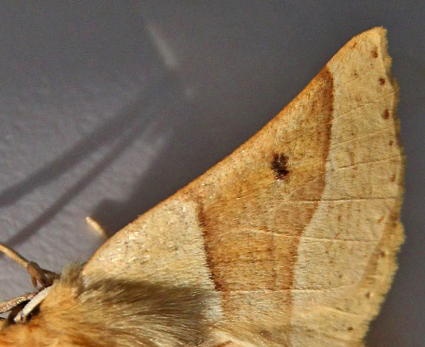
[0,27,403,347]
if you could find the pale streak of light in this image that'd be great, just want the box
[146,21,179,70]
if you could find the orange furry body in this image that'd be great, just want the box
[0,265,214,347]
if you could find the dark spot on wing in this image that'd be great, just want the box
[271,153,289,180]
[379,77,386,85]
[371,48,378,58]
[383,109,390,119]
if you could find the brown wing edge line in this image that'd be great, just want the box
[363,28,405,342]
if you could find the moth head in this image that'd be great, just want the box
[0,244,59,332]
[0,266,74,347]
[0,253,218,347]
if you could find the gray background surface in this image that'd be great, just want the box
[0,2,423,346]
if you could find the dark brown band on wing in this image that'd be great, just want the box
[190,66,334,344]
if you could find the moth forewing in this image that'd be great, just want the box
[0,27,403,347]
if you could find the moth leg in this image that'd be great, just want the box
[86,216,108,239]
[26,261,58,287]
[0,243,58,288]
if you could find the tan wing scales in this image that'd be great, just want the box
[82,27,403,347]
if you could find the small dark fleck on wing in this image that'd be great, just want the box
[271,153,289,180]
